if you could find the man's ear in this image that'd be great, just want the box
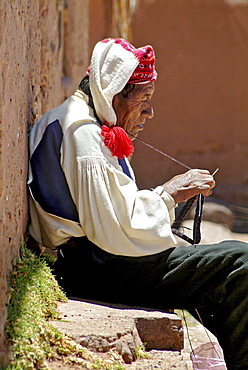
[112,92,125,114]
[113,92,122,105]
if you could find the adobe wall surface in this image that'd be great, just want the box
[130,0,248,210]
[0,1,39,361]
[0,0,88,363]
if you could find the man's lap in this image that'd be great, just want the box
[54,237,248,308]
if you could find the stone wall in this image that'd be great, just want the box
[0,0,88,363]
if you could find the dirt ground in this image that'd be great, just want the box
[45,313,220,370]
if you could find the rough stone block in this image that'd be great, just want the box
[51,299,183,363]
[135,316,183,351]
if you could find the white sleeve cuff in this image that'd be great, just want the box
[153,186,176,211]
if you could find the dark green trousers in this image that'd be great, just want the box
[54,238,248,370]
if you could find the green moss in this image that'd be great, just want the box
[5,245,66,369]
[4,245,125,370]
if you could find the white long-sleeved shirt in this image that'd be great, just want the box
[28,90,177,256]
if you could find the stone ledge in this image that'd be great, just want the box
[51,299,183,364]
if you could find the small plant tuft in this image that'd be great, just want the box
[135,344,151,360]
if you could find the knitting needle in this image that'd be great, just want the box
[212,168,219,177]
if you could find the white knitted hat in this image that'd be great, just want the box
[89,39,139,125]
[88,38,157,126]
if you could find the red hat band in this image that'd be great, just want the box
[86,38,157,85]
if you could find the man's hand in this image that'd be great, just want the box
[162,169,216,204]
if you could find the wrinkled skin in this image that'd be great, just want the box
[112,82,155,138]
[162,169,215,204]
[112,82,215,204]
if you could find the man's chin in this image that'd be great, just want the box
[128,131,139,140]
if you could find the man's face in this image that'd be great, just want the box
[112,82,155,139]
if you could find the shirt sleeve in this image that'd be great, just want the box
[63,123,177,257]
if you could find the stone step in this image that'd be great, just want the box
[51,299,184,364]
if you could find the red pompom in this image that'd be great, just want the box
[101,124,134,159]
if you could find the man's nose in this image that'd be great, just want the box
[143,101,154,119]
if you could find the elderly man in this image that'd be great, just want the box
[28,38,248,370]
